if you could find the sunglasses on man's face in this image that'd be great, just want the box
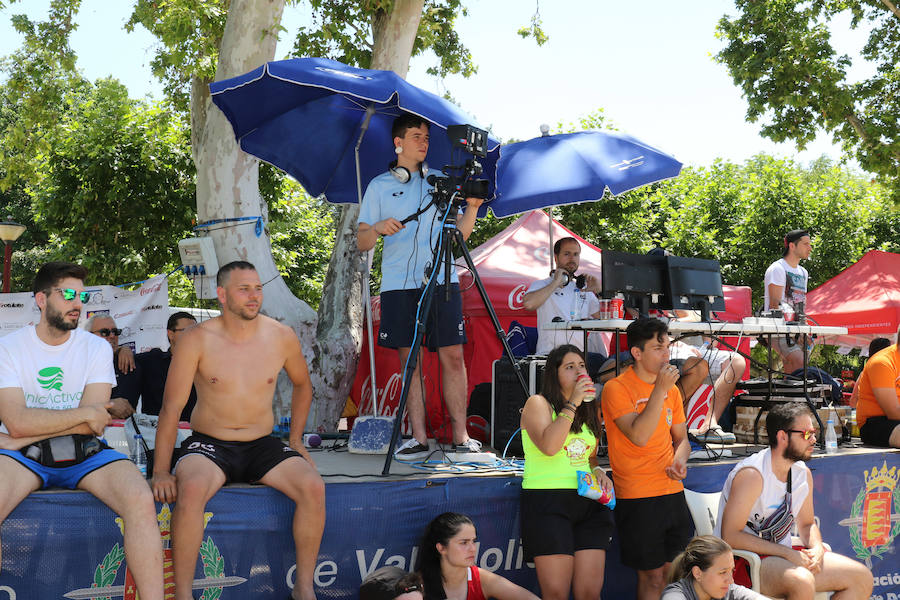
[786,429,817,441]
[93,328,122,337]
[51,287,90,303]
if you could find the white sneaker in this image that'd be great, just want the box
[454,438,483,453]
[393,438,430,460]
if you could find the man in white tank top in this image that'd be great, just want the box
[717,403,872,599]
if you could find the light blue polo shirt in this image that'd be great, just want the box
[359,169,459,293]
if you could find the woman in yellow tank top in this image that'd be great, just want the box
[519,344,615,600]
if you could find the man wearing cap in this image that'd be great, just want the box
[764,229,812,373]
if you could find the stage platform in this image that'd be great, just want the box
[1,443,898,600]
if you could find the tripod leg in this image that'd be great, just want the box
[451,228,530,396]
[381,221,454,475]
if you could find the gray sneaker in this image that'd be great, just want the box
[394,438,430,461]
[693,426,736,444]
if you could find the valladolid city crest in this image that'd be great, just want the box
[63,505,245,599]
[839,461,900,568]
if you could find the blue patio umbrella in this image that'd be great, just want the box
[488,130,682,218]
[209,57,501,447]
[209,57,500,206]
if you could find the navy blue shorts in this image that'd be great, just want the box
[0,447,130,489]
[378,283,466,351]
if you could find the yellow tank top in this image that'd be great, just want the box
[522,410,598,490]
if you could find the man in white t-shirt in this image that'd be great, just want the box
[523,237,606,374]
[763,229,812,373]
[0,262,163,598]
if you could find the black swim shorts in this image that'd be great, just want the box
[177,431,302,483]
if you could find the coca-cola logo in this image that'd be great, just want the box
[113,310,134,319]
[507,284,527,310]
[359,372,404,419]
[140,282,163,296]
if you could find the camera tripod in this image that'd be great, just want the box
[381,201,529,475]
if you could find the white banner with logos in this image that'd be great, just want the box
[0,275,169,353]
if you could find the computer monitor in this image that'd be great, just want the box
[601,250,671,317]
[666,255,726,322]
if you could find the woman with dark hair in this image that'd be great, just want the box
[519,344,614,600]
[663,535,767,600]
[415,512,537,600]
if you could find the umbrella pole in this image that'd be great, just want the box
[547,207,555,272]
[356,106,380,417]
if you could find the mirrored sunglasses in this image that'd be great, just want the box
[53,288,90,303]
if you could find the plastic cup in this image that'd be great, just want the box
[598,299,610,320]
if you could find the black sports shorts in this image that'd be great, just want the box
[520,488,614,561]
[614,491,692,570]
[177,432,302,483]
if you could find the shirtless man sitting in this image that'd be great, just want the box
[151,261,325,600]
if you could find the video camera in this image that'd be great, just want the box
[427,124,491,209]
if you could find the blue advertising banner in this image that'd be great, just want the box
[0,450,897,600]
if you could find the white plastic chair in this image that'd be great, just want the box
[683,489,829,600]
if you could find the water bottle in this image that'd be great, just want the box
[824,419,838,454]
[131,434,148,476]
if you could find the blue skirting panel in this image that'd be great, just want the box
[0,451,898,599]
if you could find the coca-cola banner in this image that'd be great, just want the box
[0,275,169,353]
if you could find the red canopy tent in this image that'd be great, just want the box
[349,210,752,441]
[806,250,900,348]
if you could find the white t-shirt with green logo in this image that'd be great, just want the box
[0,326,115,434]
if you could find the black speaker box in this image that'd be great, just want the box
[491,357,545,457]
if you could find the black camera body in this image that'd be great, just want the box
[428,124,491,209]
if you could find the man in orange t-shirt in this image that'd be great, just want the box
[855,328,900,448]
[601,317,692,600]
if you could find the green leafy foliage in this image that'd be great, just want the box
[715,0,900,195]
[30,77,197,285]
[126,0,227,112]
[265,166,338,309]
[290,0,476,78]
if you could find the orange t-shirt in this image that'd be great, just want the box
[856,344,900,427]
[601,366,685,499]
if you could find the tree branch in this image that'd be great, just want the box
[879,0,900,20]
[845,111,900,163]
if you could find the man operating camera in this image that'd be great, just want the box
[357,113,484,460]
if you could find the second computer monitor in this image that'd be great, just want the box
[667,255,726,322]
